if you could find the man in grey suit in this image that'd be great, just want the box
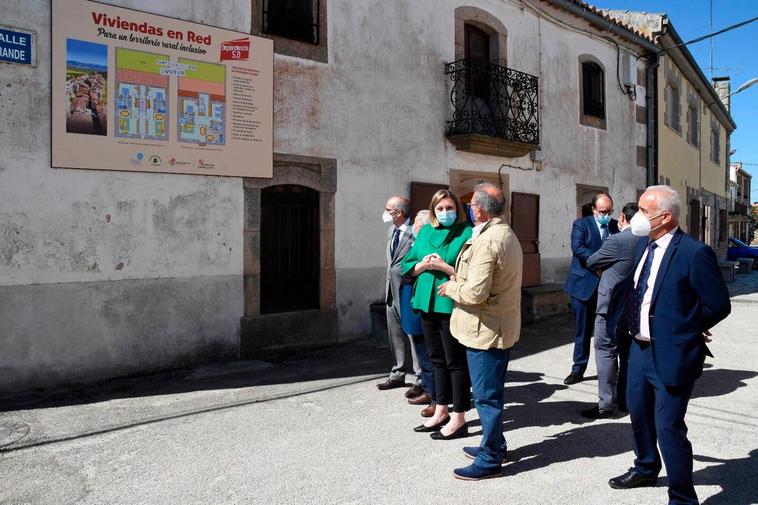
[377,196,423,396]
[582,202,643,418]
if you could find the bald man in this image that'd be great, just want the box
[563,194,619,385]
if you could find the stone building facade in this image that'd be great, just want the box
[728,162,752,243]
[1,0,653,394]
[611,12,736,258]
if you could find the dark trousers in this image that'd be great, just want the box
[467,347,510,471]
[628,339,697,505]
[412,334,436,401]
[570,293,597,375]
[420,312,470,413]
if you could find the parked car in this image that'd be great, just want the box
[726,238,758,261]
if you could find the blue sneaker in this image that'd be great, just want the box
[453,463,503,481]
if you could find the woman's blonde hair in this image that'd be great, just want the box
[427,189,467,227]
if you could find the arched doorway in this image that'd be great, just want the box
[260,184,320,313]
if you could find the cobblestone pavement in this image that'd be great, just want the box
[1,272,756,505]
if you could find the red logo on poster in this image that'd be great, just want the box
[220,38,250,61]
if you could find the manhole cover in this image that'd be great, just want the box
[0,421,30,447]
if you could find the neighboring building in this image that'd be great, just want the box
[728,162,752,242]
[609,11,737,258]
[1,0,655,394]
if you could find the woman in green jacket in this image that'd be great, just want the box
[401,189,472,440]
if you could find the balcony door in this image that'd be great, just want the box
[465,25,490,98]
[464,25,500,135]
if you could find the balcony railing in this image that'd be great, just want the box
[445,59,539,155]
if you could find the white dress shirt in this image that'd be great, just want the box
[633,227,678,341]
[394,219,410,235]
[471,220,490,240]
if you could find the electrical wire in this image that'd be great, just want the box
[657,16,758,54]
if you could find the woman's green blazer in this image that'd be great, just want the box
[401,222,472,315]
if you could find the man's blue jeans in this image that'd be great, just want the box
[412,334,436,401]
[466,347,511,470]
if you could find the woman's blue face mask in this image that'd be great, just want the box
[436,210,457,227]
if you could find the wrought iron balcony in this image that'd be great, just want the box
[445,59,539,158]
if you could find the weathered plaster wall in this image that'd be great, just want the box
[1,0,653,391]
[0,0,248,393]
[269,0,647,340]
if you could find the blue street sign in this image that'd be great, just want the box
[0,27,32,65]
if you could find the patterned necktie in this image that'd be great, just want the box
[600,224,609,241]
[628,242,658,337]
[391,228,401,257]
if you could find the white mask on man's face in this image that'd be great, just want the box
[382,211,394,223]
[629,212,651,237]
[630,211,665,237]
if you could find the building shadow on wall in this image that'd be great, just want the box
[0,338,392,412]
[2,313,578,413]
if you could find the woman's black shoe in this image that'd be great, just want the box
[413,416,450,432]
[430,423,468,440]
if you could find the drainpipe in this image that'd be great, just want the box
[646,53,660,187]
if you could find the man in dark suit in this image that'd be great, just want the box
[377,196,423,398]
[563,194,619,385]
[609,186,731,505]
[582,202,643,418]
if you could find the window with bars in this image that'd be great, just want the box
[262,0,319,44]
[665,81,681,133]
[710,127,720,165]
[581,61,605,119]
[686,104,699,147]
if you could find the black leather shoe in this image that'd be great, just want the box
[581,405,618,419]
[430,424,468,440]
[564,373,584,385]
[608,470,657,489]
[413,416,450,433]
[376,379,406,390]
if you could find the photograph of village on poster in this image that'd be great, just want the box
[52,0,273,178]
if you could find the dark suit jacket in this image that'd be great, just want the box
[617,228,731,387]
[385,224,414,306]
[563,215,619,301]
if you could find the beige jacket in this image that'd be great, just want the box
[446,218,523,350]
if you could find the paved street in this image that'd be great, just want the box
[1,272,757,505]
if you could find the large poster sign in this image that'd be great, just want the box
[52,0,273,178]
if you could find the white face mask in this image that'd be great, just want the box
[382,211,394,223]
[630,211,664,237]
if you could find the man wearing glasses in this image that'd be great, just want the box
[563,193,619,385]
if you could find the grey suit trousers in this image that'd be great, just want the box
[593,313,619,411]
[386,302,421,384]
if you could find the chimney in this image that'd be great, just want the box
[712,76,731,111]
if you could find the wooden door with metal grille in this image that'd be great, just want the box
[688,199,700,240]
[260,185,320,314]
[511,192,540,287]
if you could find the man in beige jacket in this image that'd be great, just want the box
[438,183,523,480]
